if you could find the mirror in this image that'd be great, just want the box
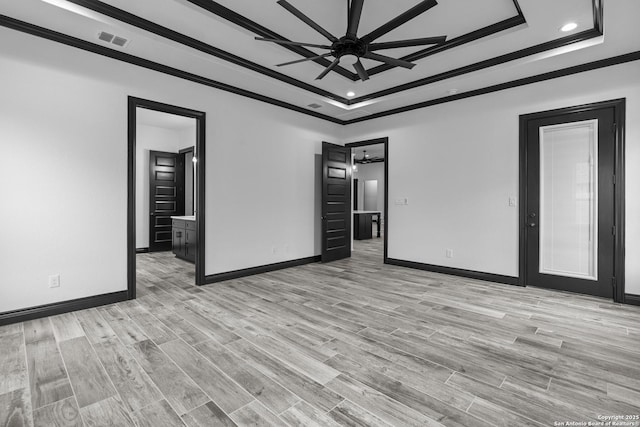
[364,180,378,211]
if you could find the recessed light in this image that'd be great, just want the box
[448,89,458,95]
[346,91,355,97]
[561,22,578,32]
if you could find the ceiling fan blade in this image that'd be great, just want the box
[361,0,438,43]
[315,57,341,80]
[368,36,447,51]
[353,59,370,81]
[346,0,364,38]
[363,52,416,69]
[276,53,334,67]
[255,37,331,50]
[277,0,338,42]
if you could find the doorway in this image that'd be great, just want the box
[346,138,389,262]
[519,99,625,302]
[127,97,206,299]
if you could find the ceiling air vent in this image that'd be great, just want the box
[112,36,128,47]
[97,31,129,48]
[307,103,322,109]
[98,31,114,43]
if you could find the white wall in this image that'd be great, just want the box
[2,26,638,315]
[343,61,640,295]
[0,28,340,313]
[135,123,196,249]
[354,162,385,221]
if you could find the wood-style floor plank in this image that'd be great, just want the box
[325,374,445,427]
[0,332,27,395]
[280,400,341,427]
[33,396,82,427]
[50,313,85,343]
[73,309,117,345]
[607,383,640,407]
[233,318,340,385]
[326,353,492,427]
[181,401,236,427]
[150,305,210,346]
[2,238,640,426]
[226,338,344,413]
[24,318,74,409]
[128,339,208,415]
[0,388,32,427]
[58,336,116,408]
[446,372,587,425]
[194,339,300,415]
[129,399,186,427]
[159,338,254,414]
[327,399,394,427]
[466,397,545,427]
[0,323,22,338]
[321,336,473,412]
[228,401,287,427]
[118,302,178,345]
[80,396,134,427]
[97,306,148,346]
[92,336,163,413]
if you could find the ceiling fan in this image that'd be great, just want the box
[355,150,383,164]
[256,0,447,81]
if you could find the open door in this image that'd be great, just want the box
[149,150,181,252]
[322,142,352,262]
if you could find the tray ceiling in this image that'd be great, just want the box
[0,0,638,124]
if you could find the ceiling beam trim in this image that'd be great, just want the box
[349,26,604,104]
[184,0,356,81]
[365,14,526,76]
[191,0,528,83]
[344,50,640,124]
[64,0,350,104]
[0,14,343,124]
[38,0,603,108]
[0,0,629,126]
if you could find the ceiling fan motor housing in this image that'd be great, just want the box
[332,36,367,60]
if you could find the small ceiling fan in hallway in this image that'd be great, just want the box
[256,0,447,81]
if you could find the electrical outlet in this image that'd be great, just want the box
[445,249,454,258]
[509,197,517,207]
[48,274,60,288]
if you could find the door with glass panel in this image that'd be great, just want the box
[525,108,615,298]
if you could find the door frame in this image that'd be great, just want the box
[345,137,389,262]
[179,146,196,215]
[127,97,207,299]
[518,99,625,302]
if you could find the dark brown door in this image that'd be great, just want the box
[525,108,615,298]
[149,150,181,252]
[322,142,352,262]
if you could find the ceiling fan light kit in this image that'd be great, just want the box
[257,0,447,81]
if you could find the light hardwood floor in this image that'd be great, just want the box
[2,237,640,426]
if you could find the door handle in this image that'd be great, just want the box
[150,213,155,216]
[528,223,536,228]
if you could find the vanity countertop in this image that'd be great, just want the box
[171,215,196,221]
